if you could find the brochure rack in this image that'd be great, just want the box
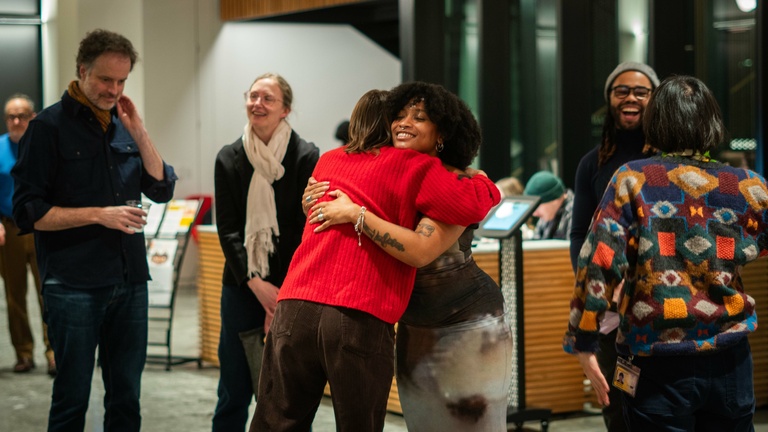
[144,198,203,370]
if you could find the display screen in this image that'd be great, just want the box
[476,196,540,239]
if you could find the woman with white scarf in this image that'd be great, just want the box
[212,73,319,432]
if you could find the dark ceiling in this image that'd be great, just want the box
[255,0,400,57]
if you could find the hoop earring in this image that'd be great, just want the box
[436,141,444,153]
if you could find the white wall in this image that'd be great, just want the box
[42,0,402,199]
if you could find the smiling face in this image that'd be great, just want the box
[246,77,290,143]
[4,98,35,143]
[78,51,132,111]
[609,71,653,131]
[390,100,441,156]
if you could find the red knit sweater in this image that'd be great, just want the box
[278,146,501,323]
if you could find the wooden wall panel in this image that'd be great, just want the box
[197,230,224,367]
[519,247,596,413]
[220,0,366,21]
[745,257,768,407]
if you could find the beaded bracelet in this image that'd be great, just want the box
[354,206,367,246]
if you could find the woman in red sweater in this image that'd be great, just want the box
[307,82,511,431]
[251,89,500,432]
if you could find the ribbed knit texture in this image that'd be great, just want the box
[564,156,768,357]
[278,146,500,324]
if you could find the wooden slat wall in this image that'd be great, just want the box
[197,230,224,367]
[220,0,367,21]
[517,248,596,413]
[745,257,768,407]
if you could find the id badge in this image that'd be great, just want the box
[613,357,640,397]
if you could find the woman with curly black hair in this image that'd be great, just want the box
[306,82,511,431]
[253,87,500,432]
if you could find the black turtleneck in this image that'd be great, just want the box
[568,128,648,273]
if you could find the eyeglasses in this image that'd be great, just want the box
[6,113,33,122]
[611,85,651,100]
[244,91,282,107]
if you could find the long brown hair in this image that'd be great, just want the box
[344,89,391,154]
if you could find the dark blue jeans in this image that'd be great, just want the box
[43,282,148,432]
[212,284,266,432]
[622,338,755,432]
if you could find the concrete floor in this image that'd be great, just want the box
[1,274,766,431]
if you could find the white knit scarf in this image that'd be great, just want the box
[243,119,291,278]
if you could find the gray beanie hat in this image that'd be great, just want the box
[604,61,660,101]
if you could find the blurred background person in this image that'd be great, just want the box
[334,119,350,146]
[1,93,55,375]
[568,61,659,432]
[213,72,318,431]
[496,176,524,197]
[524,170,573,240]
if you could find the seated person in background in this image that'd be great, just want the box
[495,176,524,197]
[334,119,350,146]
[524,170,573,240]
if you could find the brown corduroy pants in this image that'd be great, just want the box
[0,217,52,362]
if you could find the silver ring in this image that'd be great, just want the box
[305,195,312,203]
[317,211,324,221]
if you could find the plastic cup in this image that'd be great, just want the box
[126,200,151,232]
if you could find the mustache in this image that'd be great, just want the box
[618,102,643,110]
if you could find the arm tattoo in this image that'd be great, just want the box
[363,222,405,252]
[415,223,435,237]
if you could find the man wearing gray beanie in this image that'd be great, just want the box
[569,61,660,432]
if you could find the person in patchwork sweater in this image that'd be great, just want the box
[564,75,768,432]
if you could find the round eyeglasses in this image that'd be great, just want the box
[611,85,651,100]
[244,91,282,107]
[6,113,33,122]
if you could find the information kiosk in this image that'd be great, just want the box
[476,195,552,432]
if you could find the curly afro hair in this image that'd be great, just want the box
[387,82,481,169]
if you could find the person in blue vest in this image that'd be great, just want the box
[1,93,56,376]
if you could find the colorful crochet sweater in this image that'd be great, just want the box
[564,155,768,357]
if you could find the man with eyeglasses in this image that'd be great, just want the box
[1,94,57,376]
[569,61,660,432]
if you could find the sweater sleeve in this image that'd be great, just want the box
[563,169,632,354]
[414,158,501,226]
